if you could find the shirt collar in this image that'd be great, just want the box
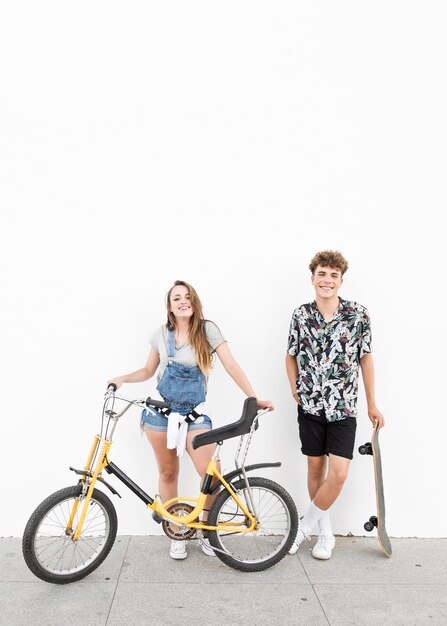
[311,297,346,322]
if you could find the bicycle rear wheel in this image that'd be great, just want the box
[207,476,298,572]
[22,485,117,584]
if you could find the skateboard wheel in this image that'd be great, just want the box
[369,516,378,527]
[359,445,368,455]
[358,443,373,455]
[364,521,374,532]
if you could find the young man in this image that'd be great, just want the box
[286,250,384,559]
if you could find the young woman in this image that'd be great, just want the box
[108,280,273,560]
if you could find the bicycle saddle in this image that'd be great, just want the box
[192,397,259,450]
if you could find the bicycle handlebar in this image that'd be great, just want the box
[105,386,171,411]
[106,386,268,416]
[145,397,171,410]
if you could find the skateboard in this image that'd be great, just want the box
[358,425,392,557]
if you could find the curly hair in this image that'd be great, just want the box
[309,250,348,275]
[165,280,213,375]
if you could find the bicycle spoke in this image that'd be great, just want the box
[212,482,292,564]
[32,495,110,575]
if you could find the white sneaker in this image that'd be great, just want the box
[288,527,311,555]
[201,538,216,556]
[170,540,188,560]
[312,534,335,560]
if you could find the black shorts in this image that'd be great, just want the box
[297,405,357,460]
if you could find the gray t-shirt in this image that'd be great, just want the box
[149,321,225,383]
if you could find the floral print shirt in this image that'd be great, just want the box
[287,298,372,422]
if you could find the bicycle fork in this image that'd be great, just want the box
[68,435,110,541]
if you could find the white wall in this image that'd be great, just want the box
[1,2,446,538]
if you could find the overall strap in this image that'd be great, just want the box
[184,409,202,423]
[167,328,176,358]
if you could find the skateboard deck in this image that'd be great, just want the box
[358,425,392,557]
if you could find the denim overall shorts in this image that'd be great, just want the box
[141,328,212,432]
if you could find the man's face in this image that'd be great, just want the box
[311,265,343,299]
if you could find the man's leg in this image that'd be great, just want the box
[290,411,356,556]
[307,456,333,540]
[313,454,351,510]
[303,413,356,529]
[291,408,354,554]
[311,454,351,559]
[307,455,327,499]
[300,455,350,529]
[290,454,350,555]
[290,409,328,554]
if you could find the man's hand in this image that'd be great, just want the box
[368,406,385,430]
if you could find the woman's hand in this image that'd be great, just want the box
[107,376,125,390]
[257,399,274,410]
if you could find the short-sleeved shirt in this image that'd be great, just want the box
[287,298,372,422]
[150,321,225,384]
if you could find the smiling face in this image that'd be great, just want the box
[311,265,343,300]
[169,284,194,321]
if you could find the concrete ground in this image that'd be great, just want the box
[1,535,446,626]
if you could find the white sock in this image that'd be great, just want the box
[318,509,333,536]
[301,501,325,534]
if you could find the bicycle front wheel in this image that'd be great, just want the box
[22,485,117,584]
[207,476,298,572]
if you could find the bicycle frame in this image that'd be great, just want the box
[22,391,298,583]
[69,399,267,541]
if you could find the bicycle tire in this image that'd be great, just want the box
[22,485,117,584]
[207,476,298,572]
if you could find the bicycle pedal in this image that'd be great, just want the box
[152,511,163,524]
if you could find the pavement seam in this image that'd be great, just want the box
[297,554,331,626]
[104,535,132,626]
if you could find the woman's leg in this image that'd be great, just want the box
[145,429,179,503]
[146,429,188,560]
[185,430,219,521]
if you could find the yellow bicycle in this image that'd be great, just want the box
[23,387,298,583]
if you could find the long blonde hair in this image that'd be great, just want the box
[166,280,213,375]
